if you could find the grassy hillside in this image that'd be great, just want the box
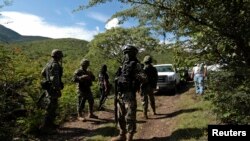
[7,38,90,89]
[0,24,49,43]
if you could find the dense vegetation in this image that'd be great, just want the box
[1,0,249,139]
[83,0,250,125]
[0,24,175,139]
[0,38,92,139]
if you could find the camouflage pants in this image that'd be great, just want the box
[99,87,106,108]
[44,89,60,126]
[117,91,137,134]
[141,86,155,114]
[77,90,94,115]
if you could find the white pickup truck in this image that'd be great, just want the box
[154,64,180,94]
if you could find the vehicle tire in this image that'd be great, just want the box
[171,85,177,95]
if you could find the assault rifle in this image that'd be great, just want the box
[114,78,118,126]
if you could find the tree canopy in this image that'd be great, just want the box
[82,0,250,124]
[87,27,159,64]
[82,0,250,67]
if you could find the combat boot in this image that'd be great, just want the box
[153,109,156,115]
[126,133,134,141]
[89,105,98,119]
[88,113,98,119]
[77,113,86,121]
[111,134,126,141]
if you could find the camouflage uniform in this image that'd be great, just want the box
[73,59,98,120]
[41,49,63,128]
[98,64,110,110]
[112,45,146,141]
[140,55,158,119]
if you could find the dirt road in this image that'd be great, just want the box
[38,87,196,141]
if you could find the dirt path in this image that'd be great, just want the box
[38,87,195,141]
[134,92,181,140]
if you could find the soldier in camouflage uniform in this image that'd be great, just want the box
[98,64,110,110]
[140,55,158,119]
[73,59,98,121]
[41,49,64,129]
[112,45,147,141]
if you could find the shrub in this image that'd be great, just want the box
[206,69,250,124]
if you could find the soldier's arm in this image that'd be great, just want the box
[41,62,49,77]
[73,69,82,82]
[153,67,158,87]
[104,74,110,92]
[41,67,46,77]
[50,63,62,90]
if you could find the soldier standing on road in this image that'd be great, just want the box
[112,45,147,141]
[98,64,110,110]
[140,55,158,119]
[41,49,64,129]
[73,59,98,121]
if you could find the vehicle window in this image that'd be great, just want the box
[155,66,174,72]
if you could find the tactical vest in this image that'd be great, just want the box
[118,60,141,92]
[41,60,63,90]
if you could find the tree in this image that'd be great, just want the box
[82,0,250,67]
[87,27,159,64]
[84,27,159,92]
[82,0,250,124]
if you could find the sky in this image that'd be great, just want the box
[0,0,131,41]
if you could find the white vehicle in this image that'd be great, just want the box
[154,64,180,94]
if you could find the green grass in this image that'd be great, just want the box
[169,91,218,141]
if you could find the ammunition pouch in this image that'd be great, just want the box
[41,80,52,90]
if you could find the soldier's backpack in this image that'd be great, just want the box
[41,62,52,90]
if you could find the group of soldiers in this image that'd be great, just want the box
[40,45,158,141]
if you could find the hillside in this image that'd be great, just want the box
[0,24,50,43]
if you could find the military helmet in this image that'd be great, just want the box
[80,58,90,66]
[143,55,153,63]
[122,45,138,54]
[51,49,63,58]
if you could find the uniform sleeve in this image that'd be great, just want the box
[73,69,81,82]
[50,62,62,90]
[88,71,95,81]
[153,67,158,84]
[41,66,47,77]
[104,73,110,89]
[41,62,50,78]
